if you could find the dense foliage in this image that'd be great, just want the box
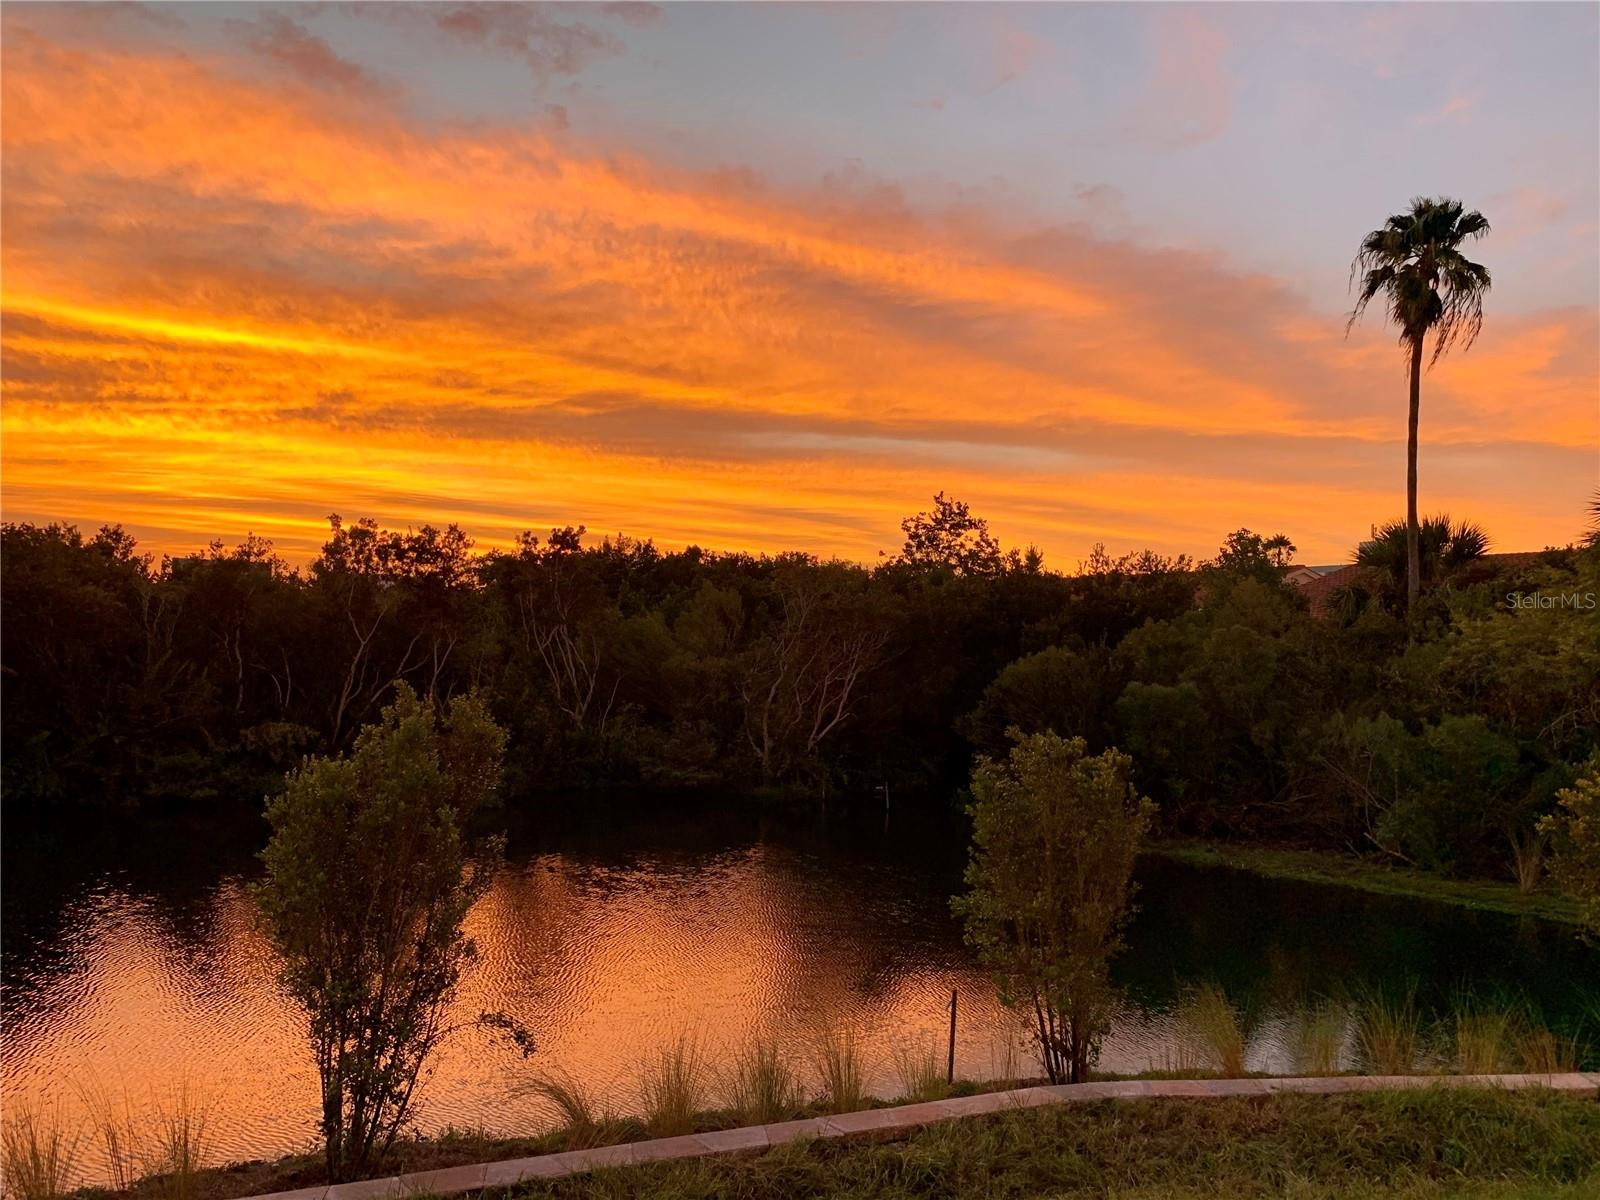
[1541,760,1600,936]
[954,732,1155,1082]
[4,497,1596,887]
[255,685,508,1180]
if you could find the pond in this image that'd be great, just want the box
[3,797,1595,1186]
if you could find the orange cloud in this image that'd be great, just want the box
[2,18,1595,566]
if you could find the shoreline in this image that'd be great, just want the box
[1144,839,1584,926]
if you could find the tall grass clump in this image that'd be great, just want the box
[1451,1001,1518,1074]
[142,1088,210,1200]
[890,1036,949,1102]
[1353,988,1422,1075]
[1174,983,1248,1077]
[1505,998,1586,1073]
[1,1102,80,1200]
[77,1082,210,1197]
[988,1030,1024,1089]
[1514,1023,1582,1073]
[78,1085,138,1192]
[523,1072,608,1150]
[1290,1000,1346,1076]
[723,1039,803,1125]
[808,1025,869,1114]
[1149,1033,1203,1075]
[639,1036,709,1137]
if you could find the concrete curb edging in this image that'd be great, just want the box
[243,1073,1600,1200]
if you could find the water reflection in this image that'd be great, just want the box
[3,803,1595,1186]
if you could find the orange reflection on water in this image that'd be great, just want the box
[2,842,1031,1187]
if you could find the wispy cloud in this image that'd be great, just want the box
[1411,92,1474,128]
[415,2,638,82]
[233,12,399,100]
[1,12,1593,564]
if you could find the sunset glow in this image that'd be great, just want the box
[3,3,1596,564]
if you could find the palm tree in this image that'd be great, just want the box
[1356,514,1490,597]
[1262,533,1296,568]
[1349,197,1491,611]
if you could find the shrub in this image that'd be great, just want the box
[954,732,1155,1083]
[254,685,509,1181]
[1541,761,1600,936]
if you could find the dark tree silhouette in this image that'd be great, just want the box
[1356,514,1490,597]
[1349,197,1491,612]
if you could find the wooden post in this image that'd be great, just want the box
[946,988,958,1086]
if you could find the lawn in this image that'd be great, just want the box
[494,1087,1600,1199]
[1145,839,1584,925]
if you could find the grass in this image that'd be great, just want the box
[143,1087,210,1200]
[522,1072,613,1151]
[805,1026,868,1115]
[79,1086,140,1194]
[1353,989,1424,1075]
[1454,1004,1518,1074]
[1291,1000,1347,1076]
[2,1102,81,1200]
[1175,982,1248,1078]
[85,1125,567,1200]
[74,1082,212,1200]
[986,1030,1025,1090]
[1515,1025,1583,1074]
[720,1040,803,1126]
[1146,838,1583,925]
[888,1037,950,1103]
[51,986,1594,1200]
[638,1037,710,1138]
[1447,992,1585,1074]
[501,1087,1600,1199]
[59,1055,1599,1200]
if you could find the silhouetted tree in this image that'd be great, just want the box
[1357,515,1490,603]
[1349,197,1491,610]
[897,493,1004,576]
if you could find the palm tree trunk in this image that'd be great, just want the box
[1405,336,1423,610]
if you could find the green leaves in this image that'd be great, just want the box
[954,732,1154,1082]
[254,683,507,1181]
[1540,761,1600,937]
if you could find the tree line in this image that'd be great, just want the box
[4,494,1597,884]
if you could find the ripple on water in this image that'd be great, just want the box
[5,820,1595,1187]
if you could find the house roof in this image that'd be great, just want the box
[1292,563,1371,615]
[1285,551,1559,616]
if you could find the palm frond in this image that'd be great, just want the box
[1347,197,1490,365]
[1355,514,1490,590]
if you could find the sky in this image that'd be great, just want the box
[2,2,1597,567]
